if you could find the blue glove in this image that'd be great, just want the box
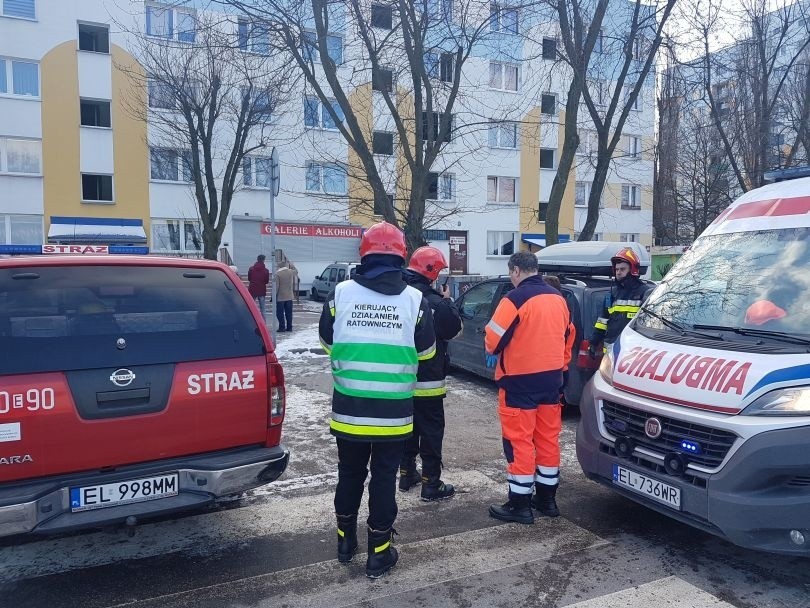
[486,354,498,369]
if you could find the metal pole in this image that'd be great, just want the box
[269,147,280,346]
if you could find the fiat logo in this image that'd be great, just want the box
[110,369,136,387]
[644,417,663,439]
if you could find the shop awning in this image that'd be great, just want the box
[48,216,147,244]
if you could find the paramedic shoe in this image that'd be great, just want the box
[366,527,399,579]
[336,514,358,563]
[531,483,560,518]
[489,494,534,524]
[420,476,455,501]
[398,464,422,492]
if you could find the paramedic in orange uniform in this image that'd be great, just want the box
[485,252,572,524]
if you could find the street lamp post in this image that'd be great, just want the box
[269,147,281,346]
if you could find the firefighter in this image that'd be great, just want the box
[398,246,463,501]
[319,221,436,579]
[589,247,647,357]
[484,252,572,524]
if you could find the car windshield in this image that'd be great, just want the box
[637,227,810,338]
[0,265,265,375]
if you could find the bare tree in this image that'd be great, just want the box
[119,10,294,259]
[223,0,543,251]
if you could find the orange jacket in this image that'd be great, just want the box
[485,275,571,406]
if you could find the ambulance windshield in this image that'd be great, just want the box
[637,227,810,339]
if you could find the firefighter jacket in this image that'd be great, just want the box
[402,270,463,399]
[590,276,647,347]
[319,260,437,442]
[484,275,571,408]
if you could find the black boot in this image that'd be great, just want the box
[531,483,560,517]
[336,514,358,563]
[366,527,399,579]
[420,476,455,502]
[398,463,422,492]
[489,494,534,524]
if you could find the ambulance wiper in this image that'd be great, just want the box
[639,307,724,340]
[692,324,810,346]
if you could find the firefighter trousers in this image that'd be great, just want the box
[401,396,445,479]
[497,389,562,497]
[334,438,404,531]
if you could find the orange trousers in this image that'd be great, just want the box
[497,389,561,496]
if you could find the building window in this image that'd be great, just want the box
[621,233,640,242]
[78,23,110,53]
[621,184,641,209]
[575,182,587,207]
[487,176,516,203]
[540,148,555,169]
[238,18,270,55]
[487,231,518,256]
[306,162,347,194]
[490,3,518,34]
[427,0,453,20]
[301,30,343,64]
[372,67,394,92]
[488,120,518,149]
[541,93,556,115]
[427,172,455,201]
[152,219,202,253]
[422,112,453,143]
[373,131,394,155]
[81,174,113,202]
[538,201,549,221]
[424,52,454,82]
[625,85,641,110]
[542,37,557,60]
[370,3,393,29]
[0,137,41,174]
[150,148,192,183]
[80,99,111,128]
[2,0,35,19]
[577,130,595,156]
[633,35,648,62]
[250,89,274,122]
[489,61,518,91]
[146,3,196,42]
[304,96,344,129]
[148,79,175,109]
[0,58,39,97]
[627,135,641,159]
[0,214,42,245]
[243,156,272,188]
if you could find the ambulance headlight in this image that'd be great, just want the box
[599,350,614,386]
[742,387,810,416]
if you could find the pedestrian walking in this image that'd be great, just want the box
[274,262,297,332]
[399,246,463,501]
[319,221,437,578]
[248,254,270,318]
[484,251,572,524]
[588,247,647,358]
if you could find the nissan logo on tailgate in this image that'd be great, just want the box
[644,417,663,439]
[110,369,136,387]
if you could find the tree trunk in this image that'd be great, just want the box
[579,156,611,240]
[203,230,219,261]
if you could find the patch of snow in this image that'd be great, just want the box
[273,322,327,361]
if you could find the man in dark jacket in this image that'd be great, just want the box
[248,254,270,318]
[589,247,648,356]
[398,246,462,501]
[319,222,436,579]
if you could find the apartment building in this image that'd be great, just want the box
[0,0,654,288]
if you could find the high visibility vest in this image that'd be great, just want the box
[328,280,429,440]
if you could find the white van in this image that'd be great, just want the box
[577,169,810,554]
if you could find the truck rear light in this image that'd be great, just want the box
[577,340,601,369]
[267,359,286,427]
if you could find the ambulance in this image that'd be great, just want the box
[577,167,810,554]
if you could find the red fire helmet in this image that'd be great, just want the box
[408,246,448,281]
[611,247,641,277]
[359,221,407,259]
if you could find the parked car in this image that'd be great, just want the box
[310,262,359,301]
[0,255,288,538]
[447,242,655,407]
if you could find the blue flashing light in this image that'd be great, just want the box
[679,439,702,455]
[0,245,42,255]
[109,246,150,255]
